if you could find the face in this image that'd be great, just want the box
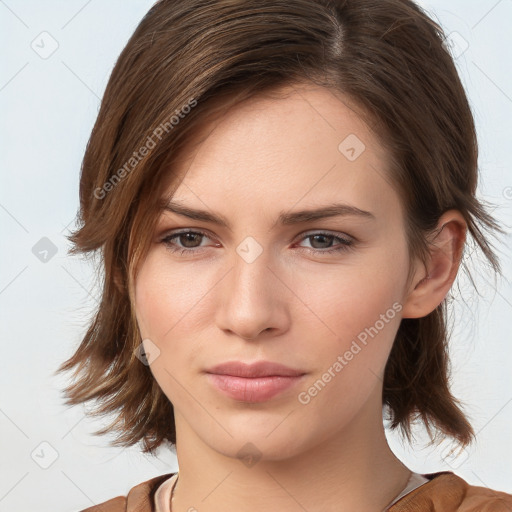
[134,83,416,462]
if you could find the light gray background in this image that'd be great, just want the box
[1,1,511,510]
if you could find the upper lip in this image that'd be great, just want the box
[205,361,306,378]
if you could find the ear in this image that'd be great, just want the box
[401,210,467,319]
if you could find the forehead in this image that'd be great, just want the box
[162,83,399,223]
[173,83,382,166]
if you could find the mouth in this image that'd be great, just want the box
[204,361,307,402]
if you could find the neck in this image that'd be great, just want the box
[171,400,410,512]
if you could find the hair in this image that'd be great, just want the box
[56,0,504,454]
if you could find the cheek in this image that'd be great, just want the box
[134,253,203,403]
[303,245,407,382]
[295,270,404,426]
[134,251,209,341]
[134,251,222,401]
[312,249,405,335]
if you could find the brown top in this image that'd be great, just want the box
[80,471,512,512]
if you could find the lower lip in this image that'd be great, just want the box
[206,373,305,402]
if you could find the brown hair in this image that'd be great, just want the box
[56,0,504,454]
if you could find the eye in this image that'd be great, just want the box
[294,231,355,255]
[161,229,214,255]
[160,229,355,257]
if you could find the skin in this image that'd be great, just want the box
[134,83,466,512]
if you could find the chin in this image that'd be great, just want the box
[197,419,312,463]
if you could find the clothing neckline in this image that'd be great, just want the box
[154,472,178,512]
[154,470,430,512]
[385,472,430,509]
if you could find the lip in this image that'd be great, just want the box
[206,361,305,378]
[205,361,307,402]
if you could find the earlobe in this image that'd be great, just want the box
[401,210,466,319]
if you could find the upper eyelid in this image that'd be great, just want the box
[160,228,353,244]
[161,228,214,240]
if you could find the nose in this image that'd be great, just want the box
[214,248,290,341]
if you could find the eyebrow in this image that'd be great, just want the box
[162,200,375,229]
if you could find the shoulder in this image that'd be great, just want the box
[79,473,175,512]
[80,495,126,512]
[389,471,512,512]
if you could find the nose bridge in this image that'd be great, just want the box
[215,239,286,340]
[232,245,274,301]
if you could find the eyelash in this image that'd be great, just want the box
[160,229,355,257]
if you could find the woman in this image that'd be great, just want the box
[57,0,512,510]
